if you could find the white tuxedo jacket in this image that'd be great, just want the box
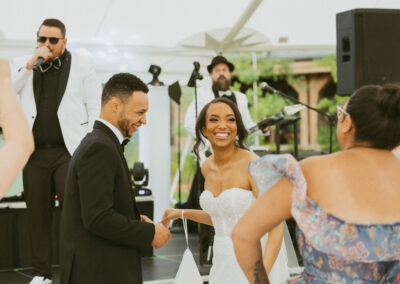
[12,53,101,155]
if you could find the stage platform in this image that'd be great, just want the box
[0,232,211,284]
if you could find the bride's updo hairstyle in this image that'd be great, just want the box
[346,84,400,150]
[193,97,248,160]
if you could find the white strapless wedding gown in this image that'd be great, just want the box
[200,188,290,284]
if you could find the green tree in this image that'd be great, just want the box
[317,95,349,152]
[314,55,351,152]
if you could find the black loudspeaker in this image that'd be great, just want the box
[336,9,400,95]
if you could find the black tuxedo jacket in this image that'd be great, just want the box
[60,121,155,284]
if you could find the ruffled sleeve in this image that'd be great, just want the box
[248,154,307,203]
[249,154,400,263]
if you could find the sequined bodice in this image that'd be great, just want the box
[200,188,255,237]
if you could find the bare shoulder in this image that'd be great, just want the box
[237,148,259,163]
[200,156,212,176]
[300,152,341,175]
[299,155,321,173]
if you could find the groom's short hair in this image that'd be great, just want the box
[101,73,149,107]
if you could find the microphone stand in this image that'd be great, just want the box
[168,82,182,206]
[187,62,204,208]
[187,62,203,121]
[187,62,215,262]
[275,116,301,159]
[262,83,336,154]
[186,61,204,205]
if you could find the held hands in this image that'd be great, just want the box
[26,46,52,70]
[141,214,172,249]
[152,223,172,249]
[161,208,181,228]
[149,208,185,249]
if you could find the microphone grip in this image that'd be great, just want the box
[32,57,44,71]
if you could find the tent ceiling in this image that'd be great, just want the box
[1,0,400,83]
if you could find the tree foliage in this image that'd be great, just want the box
[314,55,337,83]
[229,53,294,85]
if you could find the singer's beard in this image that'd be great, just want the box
[212,76,231,91]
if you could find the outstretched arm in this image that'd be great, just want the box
[161,208,213,227]
[248,164,284,275]
[0,59,34,199]
[263,222,284,274]
[231,176,292,283]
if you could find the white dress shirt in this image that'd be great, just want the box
[97,118,124,144]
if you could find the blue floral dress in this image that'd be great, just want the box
[249,154,400,283]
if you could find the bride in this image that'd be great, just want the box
[162,97,290,283]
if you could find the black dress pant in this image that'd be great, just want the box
[23,147,70,278]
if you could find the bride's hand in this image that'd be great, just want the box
[161,208,181,227]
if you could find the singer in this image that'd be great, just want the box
[11,18,101,284]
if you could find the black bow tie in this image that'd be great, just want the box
[121,139,130,152]
[40,57,62,73]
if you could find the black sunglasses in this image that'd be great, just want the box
[37,36,64,44]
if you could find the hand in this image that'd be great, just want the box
[152,223,171,249]
[26,46,52,70]
[141,215,154,223]
[161,208,181,227]
[0,59,11,79]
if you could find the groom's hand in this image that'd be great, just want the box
[152,223,171,249]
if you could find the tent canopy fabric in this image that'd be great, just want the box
[1,0,399,83]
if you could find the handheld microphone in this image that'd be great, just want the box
[32,57,44,71]
[260,82,278,94]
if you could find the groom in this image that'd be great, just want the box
[60,73,171,284]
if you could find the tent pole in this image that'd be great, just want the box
[217,0,263,53]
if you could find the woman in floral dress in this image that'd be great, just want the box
[232,84,400,283]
